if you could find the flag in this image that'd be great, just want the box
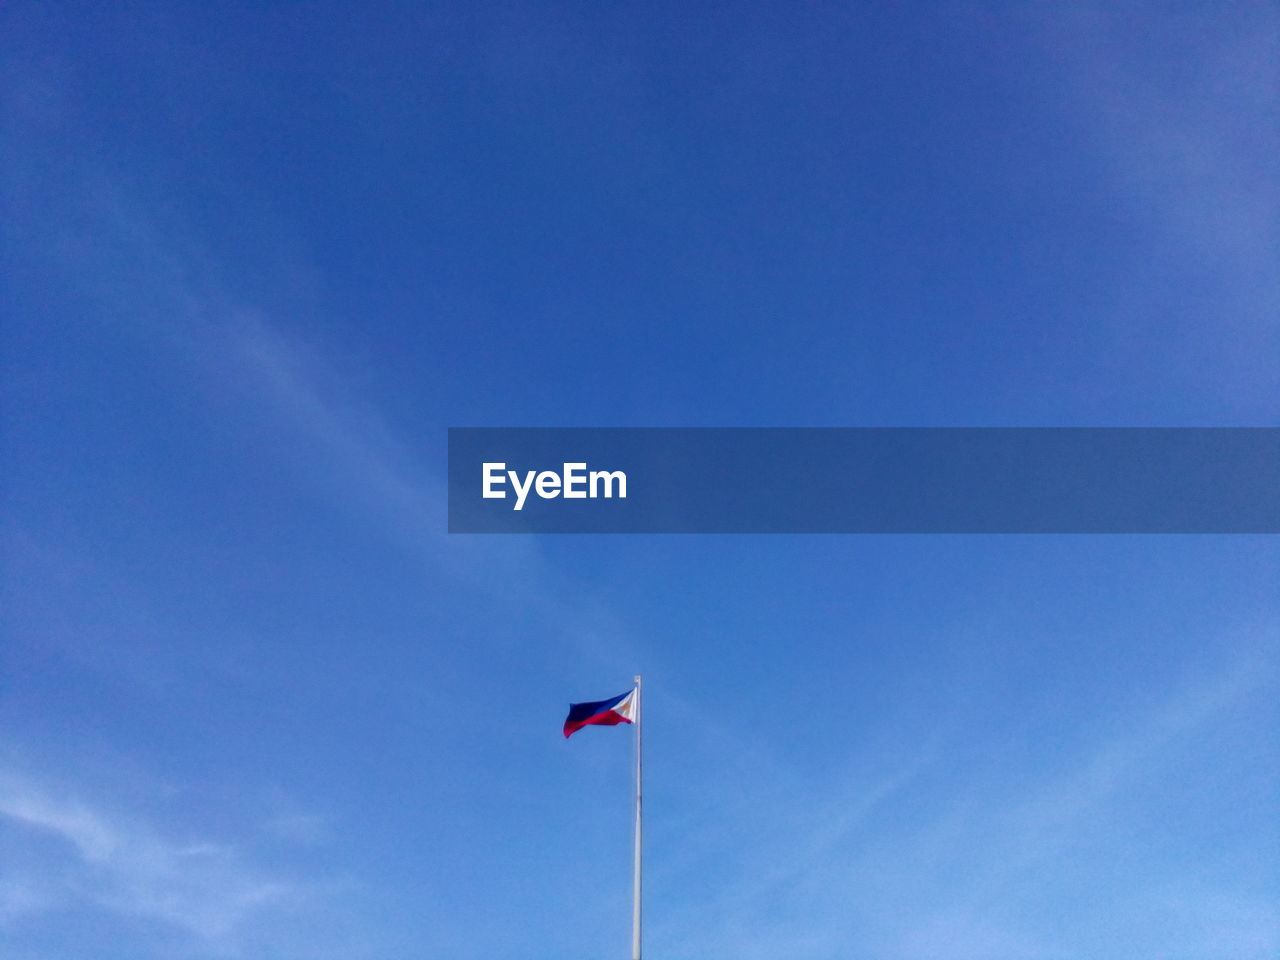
[563,688,636,738]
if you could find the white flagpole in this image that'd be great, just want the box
[631,674,643,960]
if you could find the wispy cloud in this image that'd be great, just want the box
[1036,7,1280,412]
[3,86,635,677]
[650,639,1277,960]
[0,771,305,949]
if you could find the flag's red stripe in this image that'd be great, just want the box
[563,708,633,738]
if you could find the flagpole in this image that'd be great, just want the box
[631,674,643,960]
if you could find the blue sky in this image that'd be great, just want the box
[2,3,1277,959]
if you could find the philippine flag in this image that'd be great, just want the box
[563,688,636,738]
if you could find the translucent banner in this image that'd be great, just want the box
[448,428,1279,533]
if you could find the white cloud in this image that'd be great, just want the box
[0,771,305,948]
[647,638,1277,960]
[1036,6,1280,410]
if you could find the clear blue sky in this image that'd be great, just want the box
[2,3,1277,958]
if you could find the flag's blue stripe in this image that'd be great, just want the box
[565,691,629,726]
